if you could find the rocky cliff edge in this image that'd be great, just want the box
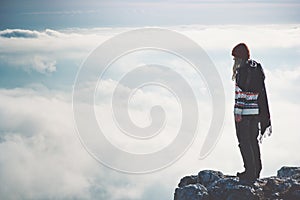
[174,166,300,200]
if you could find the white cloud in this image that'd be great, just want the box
[31,55,57,73]
[0,29,40,38]
[176,24,300,50]
[0,87,185,199]
[0,60,299,198]
[0,24,300,199]
[0,54,57,74]
[0,24,300,56]
[0,25,299,76]
[0,88,95,199]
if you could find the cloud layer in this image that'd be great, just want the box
[0,25,300,199]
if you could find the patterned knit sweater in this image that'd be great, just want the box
[234,85,259,115]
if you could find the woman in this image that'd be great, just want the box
[232,43,272,181]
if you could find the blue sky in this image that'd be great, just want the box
[1,0,300,29]
[0,1,300,200]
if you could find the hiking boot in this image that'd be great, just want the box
[236,171,246,177]
[237,171,257,183]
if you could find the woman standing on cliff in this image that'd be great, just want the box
[231,43,272,181]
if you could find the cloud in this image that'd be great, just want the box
[0,29,40,38]
[0,25,299,84]
[0,29,65,39]
[0,87,192,200]
[265,67,300,103]
[0,87,162,199]
[31,55,57,73]
[0,25,300,199]
[0,54,57,74]
[1,25,300,53]
[176,24,300,50]
[0,28,116,76]
[0,60,299,199]
[0,25,299,65]
[0,88,92,199]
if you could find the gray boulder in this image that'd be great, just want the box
[277,166,300,180]
[208,177,259,200]
[178,175,198,188]
[197,170,224,187]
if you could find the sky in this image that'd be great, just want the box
[0,0,300,200]
[1,0,300,29]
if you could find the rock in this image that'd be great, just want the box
[208,177,259,200]
[277,166,300,180]
[260,176,292,199]
[197,170,224,187]
[174,166,300,200]
[178,175,198,188]
[174,184,209,200]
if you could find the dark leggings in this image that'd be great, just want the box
[235,115,262,178]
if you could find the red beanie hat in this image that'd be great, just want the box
[232,43,250,60]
